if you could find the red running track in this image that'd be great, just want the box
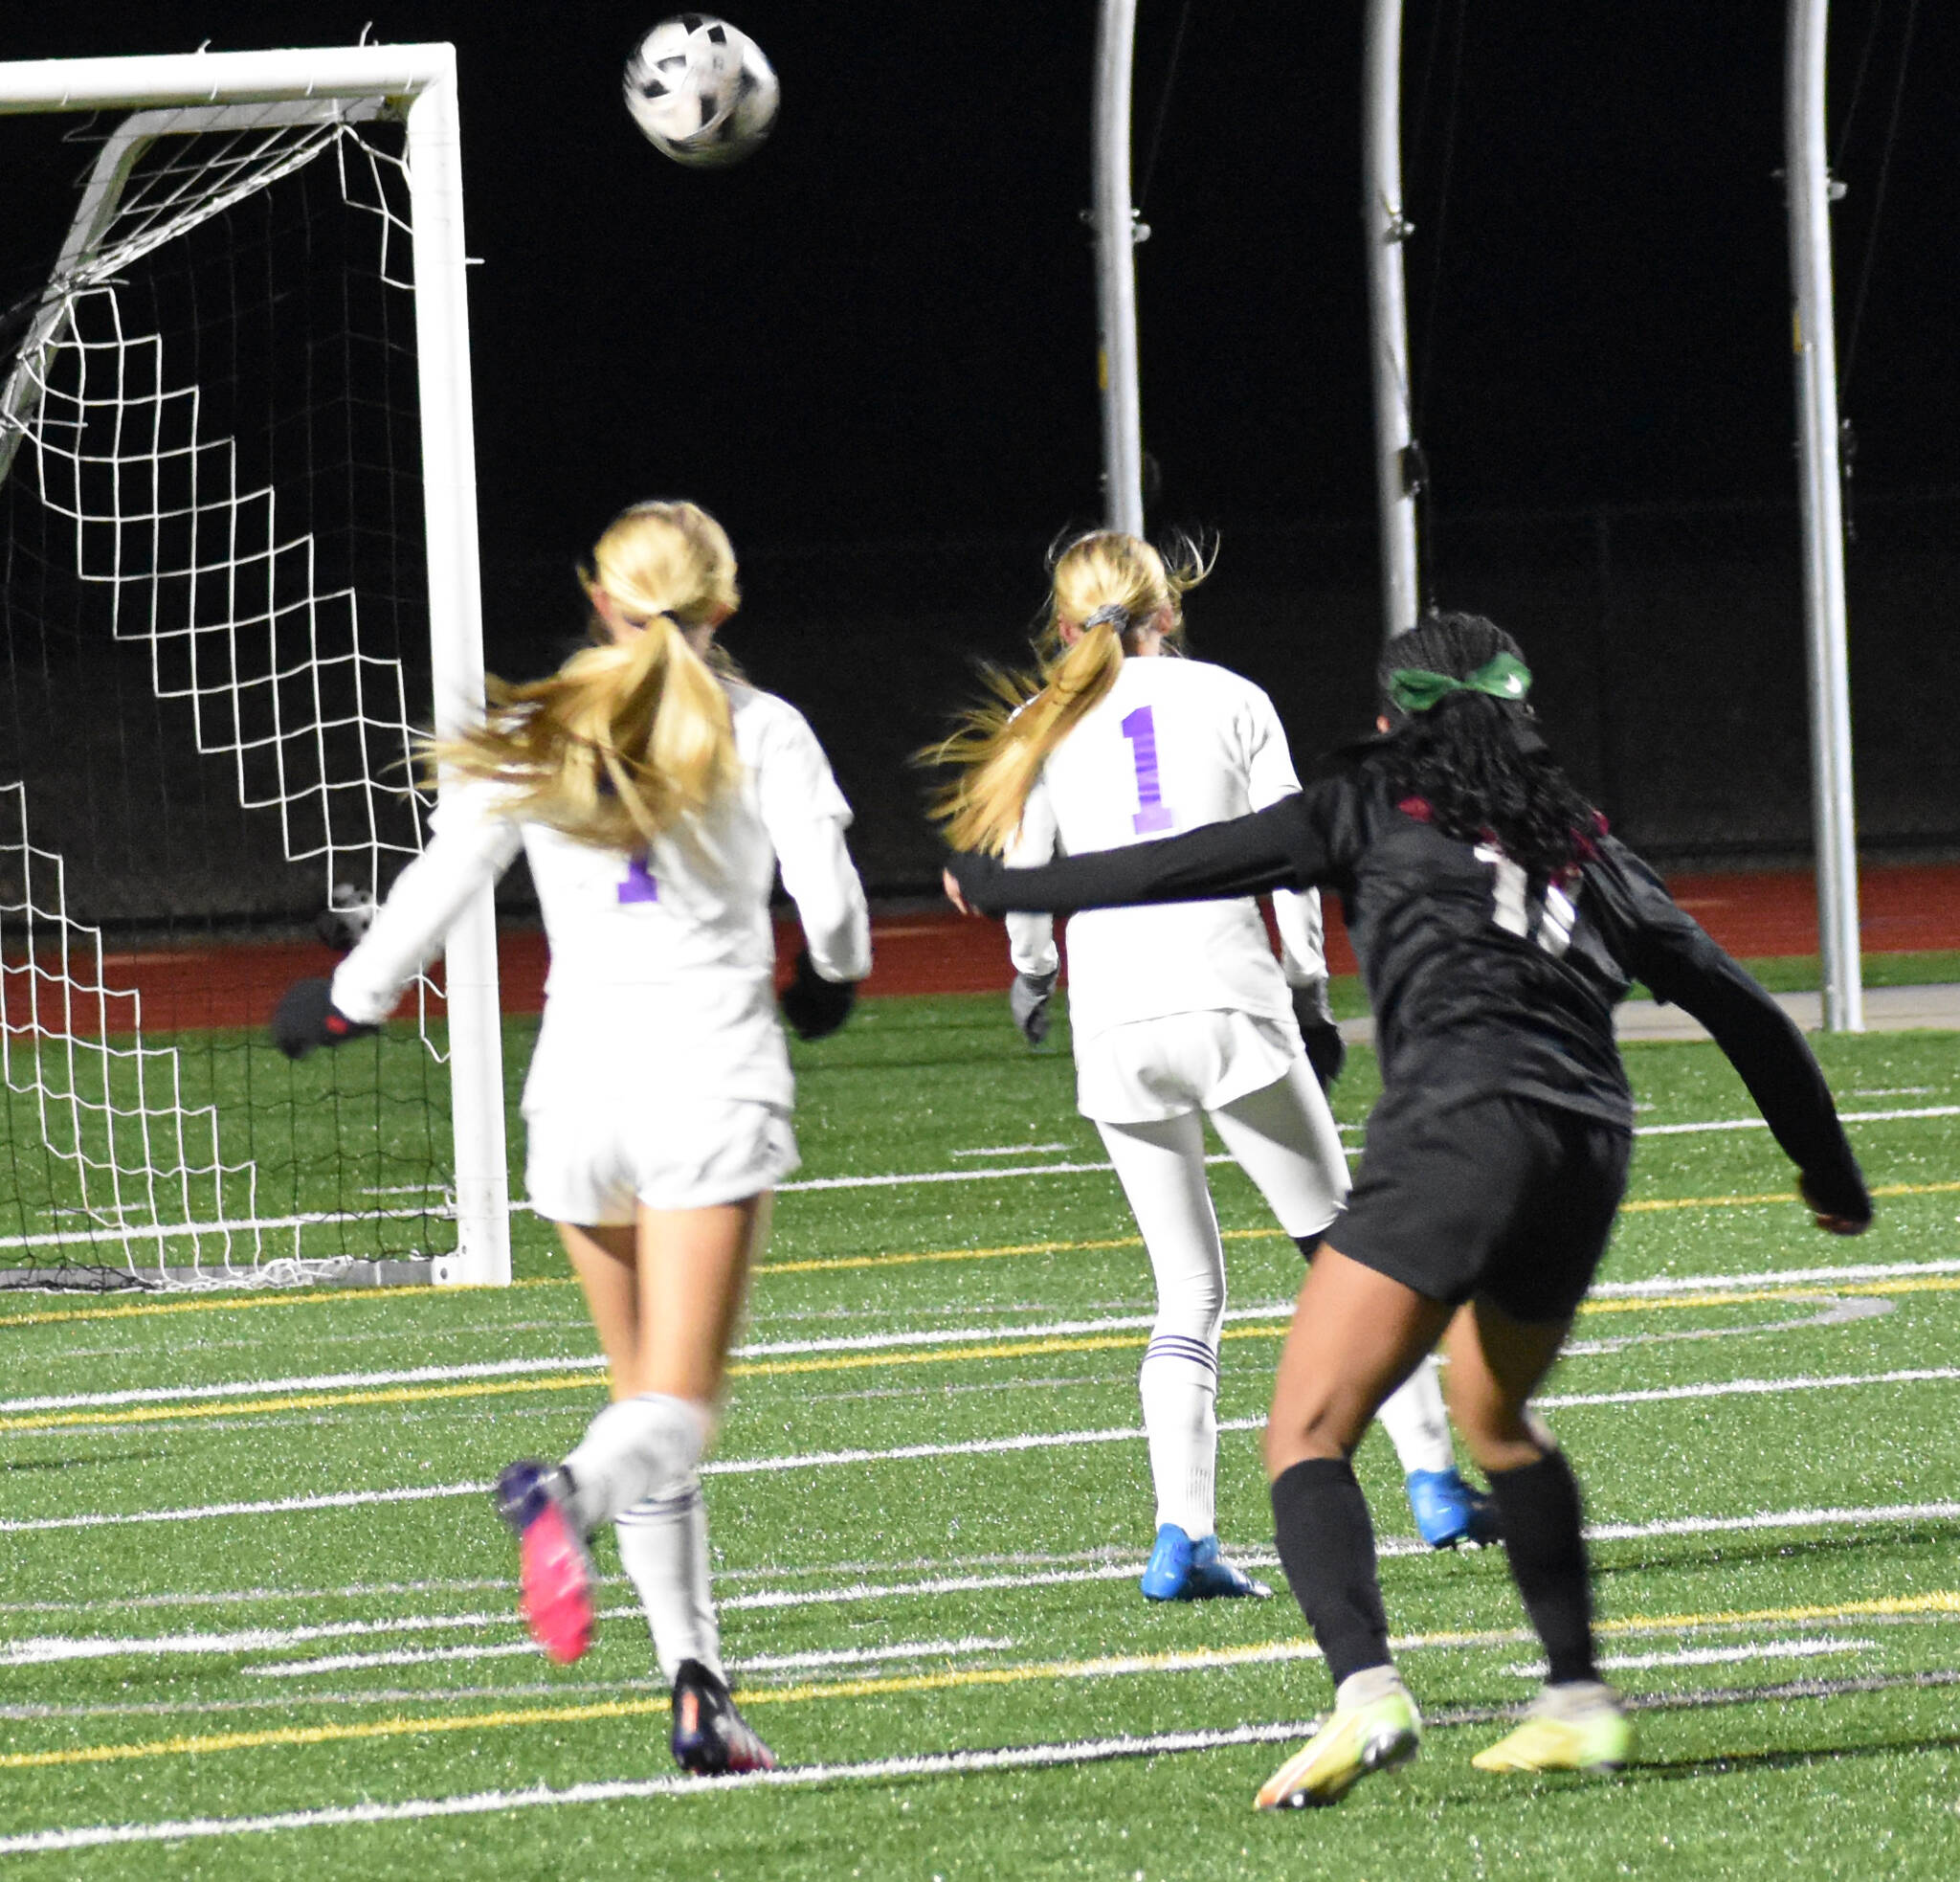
[9,863,1958,1035]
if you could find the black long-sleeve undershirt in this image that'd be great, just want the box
[947,775,1869,1224]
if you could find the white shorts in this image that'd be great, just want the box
[524,1094,800,1222]
[1074,1009,1303,1126]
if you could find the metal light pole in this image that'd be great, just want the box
[1363,0,1420,639]
[1090,0,1147,535]
[1786,0,1863,1032]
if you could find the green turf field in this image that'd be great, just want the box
[2,992,1957,1877]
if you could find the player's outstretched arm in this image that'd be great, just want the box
[754,701,872,1039]
[946,794,1320,920]
[270,788,521,1057]
[1586,840,1872,1232]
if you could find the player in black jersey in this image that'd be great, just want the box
[945,612,1872,1806]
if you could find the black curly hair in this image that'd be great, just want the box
[1370,612,1600,877]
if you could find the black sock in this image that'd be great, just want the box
[1270,1458,1392,1688]
[1486,1447,1597,1685]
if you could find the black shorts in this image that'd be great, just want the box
[1331,1094,1632,1323]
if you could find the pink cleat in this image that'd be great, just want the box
[494,1461,598,1664]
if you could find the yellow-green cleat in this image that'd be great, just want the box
[1473,1681,1633,1775]
[1255,1671,1420,1809]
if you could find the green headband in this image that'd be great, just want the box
[1387,651,1532,715]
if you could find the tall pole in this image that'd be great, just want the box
[1786,0,1863,1033]
[1363,0,1419,639]
[1091,0,1146,535]
[407,51,514,1280]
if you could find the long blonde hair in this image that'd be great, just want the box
[927,529,1211,855]
[429,501,744,850]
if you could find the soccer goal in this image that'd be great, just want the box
[0,46,508,1289]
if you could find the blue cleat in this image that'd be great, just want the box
[671,1659,776,1776]
[1405,1468,1502,1550]
[1140,1523,1273,1601]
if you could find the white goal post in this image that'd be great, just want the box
[0,44,509,1287]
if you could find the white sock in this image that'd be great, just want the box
[616,1476,723,1683]
[1337,1664,1414,1713]
[562,1393,709,1533]
[1376,1358,1456,1477]
[1139,1346,1218,1536]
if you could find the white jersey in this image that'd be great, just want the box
[332,683,871,1119]
[1005,656,1325,1044]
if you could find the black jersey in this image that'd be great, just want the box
[949,759,1869,1221]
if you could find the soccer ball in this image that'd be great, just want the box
[623,15,779,168]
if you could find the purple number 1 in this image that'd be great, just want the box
[617,855,659,904]
[1120,705,1174,834]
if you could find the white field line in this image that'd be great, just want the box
[8,1671,1959,1857]
[1537,1367,1960,1410]
[0,1611,519,1669]
[8,1101,1946,1252]
[16,1250,1960,1419]
[0,1725,1327,1854]
[0,1579,516,1617]
[248,1634,1017,1682]
[771,1103,1958,1194]
[9,1370,1960,1536]
[1637,1104,1959,1136]
[242,1640,545,1676]
[0,1204,436,1253]
[1591,1254,1960,1296]
[0,1305,1292,1418]
[10,1501,1958,1665]
[1503,1637,1875,1678]
[948,1144,1070,1158]
[17,1615,1924,1722]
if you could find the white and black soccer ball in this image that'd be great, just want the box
[623,14,779,168]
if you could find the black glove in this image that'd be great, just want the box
[272,977,377,1060]
[1009,969,1058,1046]
[944,851,1006,916]
[779,949,857,1041]
[1292,983,1347,1091]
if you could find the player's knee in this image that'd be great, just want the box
[1153,1265,1225,1339]
[1453,1397,1549,1474]
[1262,1391,1362,1476]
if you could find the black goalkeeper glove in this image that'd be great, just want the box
[779,949,857,1041]
[1009,968,1058,1046]
[1292,982,1347,1092]
[272,977,377,1060]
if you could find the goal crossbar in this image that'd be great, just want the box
[0,44,510,1288]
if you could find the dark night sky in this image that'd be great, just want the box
[7,2,1958,588]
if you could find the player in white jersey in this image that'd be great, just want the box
[273,502,870,1776]
[932,531,1492,1599]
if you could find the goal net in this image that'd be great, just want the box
[0,50,508,1290]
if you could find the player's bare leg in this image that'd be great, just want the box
[1257,1250,1451,1806]
[1445,1297,1631,1776]
[496,1200,776,1770]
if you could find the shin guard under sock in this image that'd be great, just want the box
[1270,1458,1392,1688]
[1486,1446,1597,1685]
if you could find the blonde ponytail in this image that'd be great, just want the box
[428,501,744,849]
[926,529,1212,855]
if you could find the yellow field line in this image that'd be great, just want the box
[7,1179,1956,1330]
[757,1233,1151,1276]
[9,1590,1956,1773]
[1622,1180,1960,1216]
[1580,1275,1960,1315]
[0,1276,555,1331]
[11,1271,1960,1434]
